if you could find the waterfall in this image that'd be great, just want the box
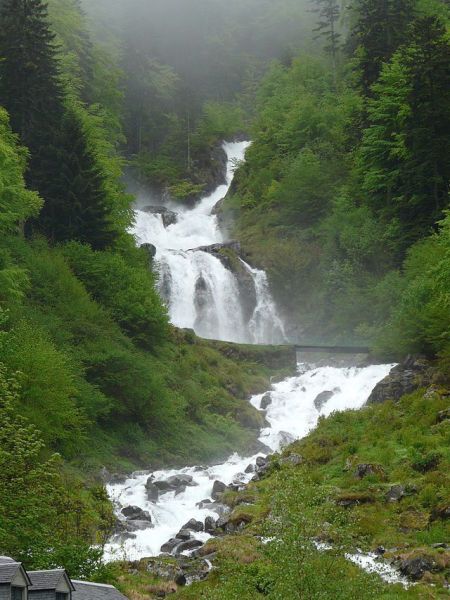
[132,141,286,344]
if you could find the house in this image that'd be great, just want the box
[0,557,31,600]
[28,570,74,599]
[0,559,128,600]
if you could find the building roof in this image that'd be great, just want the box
[0,561,32,586]
[28,569,75,592]
[72,580,128,600]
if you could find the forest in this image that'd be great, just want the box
[0,0,449,597]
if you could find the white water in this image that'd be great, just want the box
[106,361,393,561]
[132,141,285,344]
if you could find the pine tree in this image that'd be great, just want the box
[311,0,341,84]
[39,108,116,249]
[359,15,450,258]
[350,0,415,95]
[0,0,64,179]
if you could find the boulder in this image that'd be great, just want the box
[211,480,227,500]
[367,356,432,405]
[280,453,304,467]
[160,538,181,554]
[245,463,255,474]
[121,506,152,522]
[167,474,196,488]
[140,243,157,259]
[142,205,178,227]
[154,480,172,492]
[385,484,405,503]
[399,556,437,581]
[145,479,159,502]
[176,529,192,541]
[125,520,154,532]
[256,456,268,468]
[204,516,217,533]
[109,473,127,485]
[314,390,335,411]
[175,486,187,497]
[183,519,204,533]
[354,463,385,480]
[174,539,204,556]
[260,393,272,410]
[278,431,296,449]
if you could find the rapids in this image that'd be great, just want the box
[106,361,394,560]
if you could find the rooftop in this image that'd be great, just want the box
[72,580,128,600]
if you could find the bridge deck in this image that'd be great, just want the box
[295,345,369,354]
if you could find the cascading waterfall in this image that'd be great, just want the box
[132,141,286,344]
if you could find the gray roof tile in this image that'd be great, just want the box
[28,569,74,591]
[0,563,20,583]
[72,580,128,600]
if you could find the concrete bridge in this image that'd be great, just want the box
[295,345,370,354]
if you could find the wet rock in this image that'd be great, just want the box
[184,519,203,534]
[256,456,268,468]
[142,205,178,227]
[121,506,152,522]
[140,243,157,259]
[154,480,172,492]
[160,538,181,554]
[245,463,255,474]
[260,393,272,410]
[314,390,335,411]
[204,516,217,533]
[109,473,127,485]
[212,480,227,500]
[367,355,432,405]
[399,556,437,581]
[167,474,196,487]
[354,463,385,480]
[126,519,154,532]
[145,478,159,502]
[176,529,192,541]
[385,484,405,503]
[175,485,186,497]
[278,431,295,449]
[375,546,386,556]
[174,539,204,555]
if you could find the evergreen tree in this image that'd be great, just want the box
[359,16,450,258]
[311,0,341,84]
[350,0,416,95]
[39,108,117,249]
[0,0,65,196]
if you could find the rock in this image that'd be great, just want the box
[154,480,172,492]
[354,463,385,480]
[160,538,181,554]
[175,485,186,497]
[167,474,196,488]
[175,573,187,586]
[121,506,152,522]
[314,390,335,411]
[278,431,296,448]
[256,456,268,468]
[125,519,154,532]
[280,453,304,466]
[399,556,437,581]
[367,355,432,405]
[109,473,127,485]
[182,519,204,533]
[437,408,450,423]
[176,529,192,541]
[385,484,405,503]
[145,478,159,502]
[431,505,450,521]
[174,539,204,555]
[211,480,227,500]
[204,516,217,533]
[142,205,178,227]
[140,243,157,259]
[260,393,272,410]
[375,546,386,556]
[431,543,449,549]
[245,463,255,474]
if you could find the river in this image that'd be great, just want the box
[106,144,394,564]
